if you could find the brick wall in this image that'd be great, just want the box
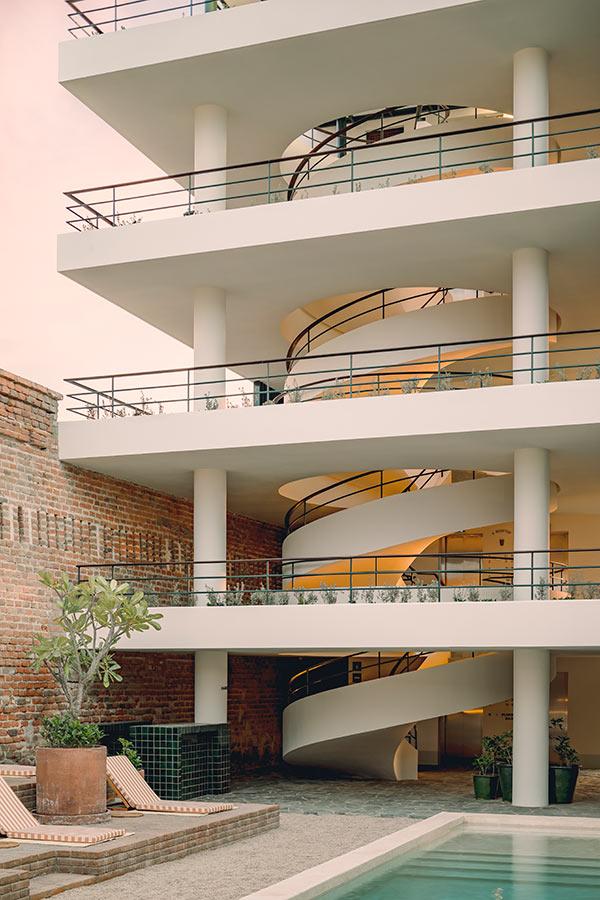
[0,370,283,764]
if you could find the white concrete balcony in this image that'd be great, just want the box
[58,154,600,363]
[59,0,600,175]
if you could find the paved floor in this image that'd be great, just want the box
[62,813,410,900]
[206,768,600,819]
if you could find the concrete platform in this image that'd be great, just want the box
[0,799,278,899]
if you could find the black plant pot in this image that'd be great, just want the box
[473,774,501,800]
[549,765,579,804]
[498,764,512,802]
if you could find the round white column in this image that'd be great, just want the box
[513,47,549,168]
[193,104,227,211]
[193,287,226,409]
[194,650,228,723]
[512,247,549,385]
[512,648,550,807]
[513,448,550,601]
[193,468,227,604]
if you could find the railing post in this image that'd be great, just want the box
[438,136,443,180]
[112,186,116,224]
[349,557,353,603]
[111,376,115,417]
[437,344,442,389]
[267,160,272,203]
[114,0,118,32]
[350,149,355,192]
[266,559,270,593]
[349,353,353,398]
[382,290,386,320]
[531,334,535,384]
[187,369,191,412]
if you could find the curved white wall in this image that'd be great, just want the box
[283,652,513,778]
[283,474,514,562]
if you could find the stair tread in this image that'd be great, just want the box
[29,872,96,900]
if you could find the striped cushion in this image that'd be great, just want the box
[106,756,234,815]
[0,777,125,845]
[5,825,126,845]
[141,801,234,814]
[0,765,36,778]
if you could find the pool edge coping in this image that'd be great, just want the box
[240,811,600,900]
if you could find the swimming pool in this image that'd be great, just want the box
[242,813,600,900]
[319,827,600,899]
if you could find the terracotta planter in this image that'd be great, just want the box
[36,746,109,824]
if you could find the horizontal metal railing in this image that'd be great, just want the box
[287,650,430,704]
[66,0,240,37]
[284,468,448,534]
[64,327,600,418]
[64,109,600,229]
[76,549,600,607]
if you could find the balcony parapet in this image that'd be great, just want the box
[77,549,600,608]
[64,109,600,231]
[64,327,600,418]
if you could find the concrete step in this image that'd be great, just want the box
[29,872,95,899]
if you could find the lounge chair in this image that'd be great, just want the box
[0,764,36,778]
[106,755,235,815]
[0,776,126,845]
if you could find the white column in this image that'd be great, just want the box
[193,468,227,604]
[512,649,550,807]
[513,448,550,601]
[512,247,549,384]
[193,287,226,409]
[513,47,549,168]
[193,104,227,211]
[194,650,228,723]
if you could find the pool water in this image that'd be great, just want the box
[319,828,600,899]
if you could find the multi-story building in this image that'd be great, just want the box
[56,0,600,807]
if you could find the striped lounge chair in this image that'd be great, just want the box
[106,756,235,815]
[0,764,36,778]
[0,776,126,845]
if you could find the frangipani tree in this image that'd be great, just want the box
[32,573,162,719]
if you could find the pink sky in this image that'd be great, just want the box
[0,3,192,414]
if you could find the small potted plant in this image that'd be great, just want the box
[31,573,162,824]
[473,743,500,800]
[549,717,580,804]
[492,731,513,802]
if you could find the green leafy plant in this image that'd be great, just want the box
[473,749,495,775]
[32,573,162,721]
[118,737,143,770]
[551,717,580,766]
[40,715,103,749]
[320,583,338,605]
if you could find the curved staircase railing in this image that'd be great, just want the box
[287,105,456,200]
[286,287,452,367]
[284,468,447,534]
[287,650,431,703]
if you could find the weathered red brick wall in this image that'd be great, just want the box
[0,370,283,763]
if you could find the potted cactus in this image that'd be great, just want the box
[549,717,580,804]
[31,573,161,823]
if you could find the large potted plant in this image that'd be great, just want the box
[472,740,500,800]
[549,717,580,804]
[492,730,513,802]
[31,573,162,824]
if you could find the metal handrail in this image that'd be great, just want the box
[284,468,447,534]
[64,326,600,417]
[66,0,232,36]
[75,548,591,606]
[64,108,600,228]
[287,105,454,199]
[286,287,450,366]
[287,649,430,704]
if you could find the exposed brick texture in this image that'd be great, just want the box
[0,370,283,764]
